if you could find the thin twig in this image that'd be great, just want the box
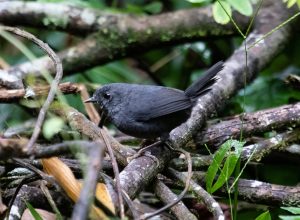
[40,181,63,220]
[101,173,138,219]
[0,82,80,103]
[71,142,104,220]
[100,128,125,219]
[142,148,192,219]
[0,26,63,152]
[170,169,225,219]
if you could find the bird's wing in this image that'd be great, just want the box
[133,88,192,121]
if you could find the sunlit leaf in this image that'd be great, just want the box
[287,0,297,8]
[213,1,232,24]
[281,207,300,215]
[227,0,253,16]
[43,117,65,140]
[255,211,271,220]
[279,216,300,220]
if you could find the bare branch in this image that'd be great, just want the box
[118,0,299,199]
[0,26,64,152]
[154,180,197,220]
[195,102,300,147]
[170,169,225,219]
[193,172,300,207]
[71,143,104,220]
[0,1,247,36]
[0,82,80,103]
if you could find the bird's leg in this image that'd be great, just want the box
[126,140,162,166]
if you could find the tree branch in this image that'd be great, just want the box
[0,2,249,89]
[193,172,300,207]
[118,0,299,200]
[0,82,80,103]
[0,1,247,36]
[194,102,300,147]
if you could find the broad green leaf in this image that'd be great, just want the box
[227,0,253,16]
[281,207,300,215]
[279,216,300,220]
[210,140,244,193]
[255,211,272,220]
[43,117,65,140]
[25,201,43,220]
[297,0,300,8]
[255,210,272,220]
[143,2,163,14]
[287,0,297,8]
[206,140,241,193]
[213,1,232,24]
[206,141,231,193]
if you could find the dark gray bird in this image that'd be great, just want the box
[85,61,223,140]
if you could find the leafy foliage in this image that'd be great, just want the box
[43,116,65,140]
[187,0,254,24]
[206,140,245,194]
[280,207,300,220]
[25,201,43,220]
[255,211,272,220]
[283,0,300,8]
[213,1,232,24]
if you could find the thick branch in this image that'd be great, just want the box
[194,102,300,147]
[168,1,299,149]
[193,172,300,207]
[170,169,224,219]
[0,2,249,88]
[50,103,135,166]
[154,180,197,220]
[171,129,300,170]
[118,0,299,200]
[0,1,247,36]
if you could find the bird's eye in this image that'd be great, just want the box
[103,92,111,99]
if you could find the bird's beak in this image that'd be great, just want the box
[84,96,96,103]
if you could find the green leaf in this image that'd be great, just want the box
[282,207,300,215]
[186,0,209,3]
[42,15,68,28]
[25,201,43,220]
[143,2,163,14]
[227,0,253,16]
[43,117,65,140]
[206,140,243,193]
[210,140,244,193]
[255,211,271,220]
[279,216,300,220]
[287,0,297,8]
[213,1,232,24]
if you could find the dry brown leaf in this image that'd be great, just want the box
[42,157,112,219]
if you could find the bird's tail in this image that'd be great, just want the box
[184,61,224,100]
